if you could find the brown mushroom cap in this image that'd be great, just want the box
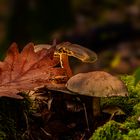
[102,106,125,115]
[66,71,128,97]
[34,42,97,63]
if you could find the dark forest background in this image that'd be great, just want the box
[0,0,140,73]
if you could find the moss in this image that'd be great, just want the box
[90,118,140,140]
[124,115,140,130]
[133,103,140,116]
[120,75,140,97]
[90,117,140,140]
[90,120,126,140]
[122,129,140,140]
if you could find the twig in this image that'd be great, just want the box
[22,112,35,140]
[40,127,52,137]
[80,133,85,140]
[83,103,90,131]
[23,111,29,134]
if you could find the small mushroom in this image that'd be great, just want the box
[34,42,97,78]
[66,71,128,117]
[102,106,125,120]
[56,42,97,63]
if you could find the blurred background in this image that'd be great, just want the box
[0,0,140,74]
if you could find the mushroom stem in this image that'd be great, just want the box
[60,54,73,78]
[92,97,101,117]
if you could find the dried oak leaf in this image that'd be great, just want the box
[0,43,67,99]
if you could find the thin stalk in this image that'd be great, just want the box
[83,103,90,131]
[60,54,73,78]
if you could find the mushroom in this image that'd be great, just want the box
[66,71,128,117]
[102,106,125,120]
[34,42,97,78]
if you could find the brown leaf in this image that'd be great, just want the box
[0,43,67,99]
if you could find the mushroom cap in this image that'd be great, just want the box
[66,71,128,97]
[56,42,97,63]
[102,106,125,115]
[34,42,97,63]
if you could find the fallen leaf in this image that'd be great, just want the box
[0,43,67,99]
